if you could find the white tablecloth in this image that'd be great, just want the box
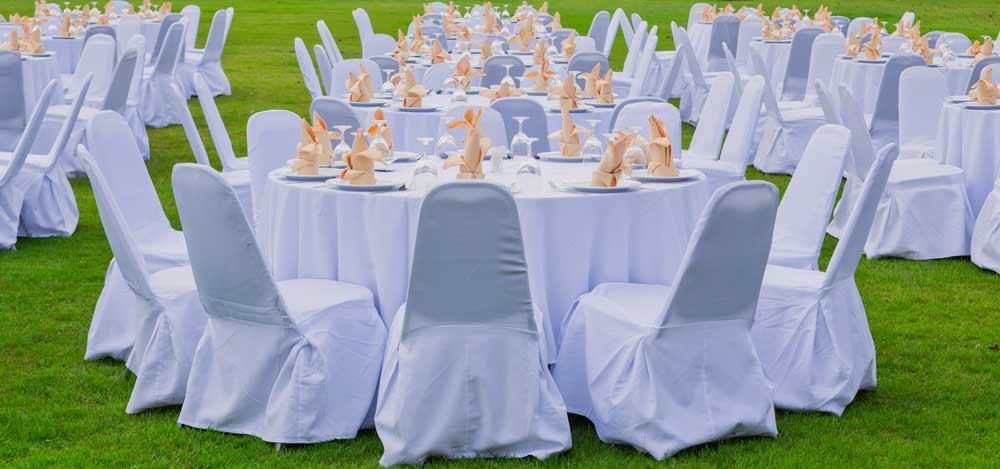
[262,163,712,336]
[350,93,615,152]
[22,55,62,111]
[749,39,791,91]
[831,57,974,114]
[935,102,1000,215]
[42,37,84,74]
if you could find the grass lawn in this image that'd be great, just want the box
[2,0,1000,466]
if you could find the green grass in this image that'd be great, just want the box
[2,0,1000,466]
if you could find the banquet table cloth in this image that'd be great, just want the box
[831,57,973,114]
[935,102,1000,216]
[21,56,62,112]
[262,163,711,337]
[749,40,791,92]
[349,93,615,152]
[42,37,84,74]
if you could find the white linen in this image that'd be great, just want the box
[935,102,1000,215]
[262,164,712,338]
[687,20,712,68]
[972,178,1000,273]
[831,58,972,114]
[43,37,84,74]
[22,56,62,113]
[749,40,791,93]
[141,23,185,128]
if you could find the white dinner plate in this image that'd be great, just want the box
[21,52,53,58]
[327,179,405,192]
[537,152,585,162]
[390,151,421,162]
[964,103,1000,110]
[397,106,441,112]
[856,59,887,64]
[566,179,641,193]
[837,54,855,60]
[948,95,974,103]
[590,101,616,109]
[629,168,701,183]
[763,39,791,44]
[279,167,341,181]
[546,104,592,113]
[957,53,975,59]
[511,50,533,55]
[350,99,389,107]
[526,90,548,96]
[552,59,569,64]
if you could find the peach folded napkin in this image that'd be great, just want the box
[756,3,765,16]
[645,115,679,177]
[103,0,113,14]
[914,36,934,64]
[411,19,425,53]
[395,70,427,107]
[561,31,576,60]
[97,14,109,25]
[288,120,322,176]
[975,38,994,63]
[591,131,633,187]
[483,8,501,34]
[341,129,386,185]
[548,102,588,156]
[448,55,484,90]
[580,63,601,97]
[550,12,562,30]
[444,109,490,179]
[969,69,999,105]
[156,2,172,21]
[845,32,860,57]
[532,36,547,64]
[368,108,395,150]
[863,34,881,60]
[479,38,493,66]
[312,113,339,166]
[430,39,450,64]
[596,69,614,104]
[701,5,716,22]
[968,40,982,56]
[59,13,70,37]
[347,65,374,103]
[424,3,434,14]
[481,81,525,102]
[538,1,549,15]
[551,73,579,109]
[721,4,734,15]
[0,30,18,52]
[509,22,532,52]
[523,57,556,92]
[443,16,462,36]
[141,0,151,16]
[392,30,410,62]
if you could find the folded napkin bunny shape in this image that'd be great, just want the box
[548,103,587,156]
[444,109,490,179]
[523,57,557,92]
[448,55,484,90]
[431,39,450,64]
[347,65,373,102]
[863,34,882,60]
[975,38,994,63]
[479,38,493,66]
[550,74,579,109]
[702,5,716,22]
[969,68,999,105]
[156,2,172,21]
[580,63,602,97]
[481,81,525,102]
[591,131,633,187]
[538,1,549,15]
[845,32,860,57]
[645,115,679,177]
[914,36,934,64]
[756,3,765,16]
[411,19,425,53]
[312,113,337,166]
[289,120,322,176]
[509,21,533,52]
[341,128,387,185]
[368,108,395,150]
[0,30,16,52]
[483,8,501,34]
[392,30,410,62]
[968,40,982,56]
[533,37,547,65]
[561,31,576,61]
[395,70,427,107]
[721,4,734,15]
[59,13,70,37]
[596,69,614,104]
[550,12,562,30]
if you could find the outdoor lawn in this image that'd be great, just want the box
[2,0,999,466]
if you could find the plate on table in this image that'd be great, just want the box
[389,151,421,162]
[547,104,592,113]
[51,35,77,40]
[964,103,1000,110]
[397,105,441,112]
[464,86,485,94]
[837,54,855,60]
[763,39,792,44]
[21,52,53,58]
[856,58,887,64]
[697,21,713,25]
[590,101,616,109]
[537,152,585,162]
[629,168,701,183]
[350,99,389,108]
[552,59,569,64]
[948,95,974,104]
[958,53,975,59]
[511,50,533,55]
[526,90,548,96]
[565,179,642,193]
[327,179,405,192]
[279,167,341,181]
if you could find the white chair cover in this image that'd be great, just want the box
[490,97,551,154]
[318,20,344,64]
[769,125,849,269]
[362,34,397,60]
[675,25,719,125]
[627,28,658,98]
[686,3,709,30]
[194,74,246,172]
[421,63,451,90]
[602,8,628,56]
[353,8,375,45]
[314,44,334,96]
[937,33,972,55]
[180,4,200,51]
[780,28,823,101]
[141,22,186,127]
[972,177,1000,273]
[84,111,189,361]
[869,55,924,153]
[586,11,611,53]
[79,147,206,414]
[329,59,384,97]
[0,81,54,249]
[178,9,231,97]
[172,164,385,443]
[116,15,142,60]
[0,51,26,152]
[683,72,733,160]
[295,37,324,99]
[611,101,682,153]
[802,33,845,102]
[898,66,946,160]
[846,17,872,36]
[247,110,301,231]
[553,180,779,460]
[620,22,647,79]
[436,105,507,154]
[310,97,362,145]
[123,36,149,159]
[481,55,527,88]
[65,33,115,105]
[735,17,763,72]
[706,15,740,73]
[753,144,897,415]
[376,181,570,466]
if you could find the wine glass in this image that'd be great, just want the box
[501,4,510,20]
[370,121,393,165]
[381,69,395,96]
[332,125,352,165]
[488,144,507,174]
[416,137,434,161]
[435,131,459,159]
[510,116,531,159]
[501,63,515,86]
[880,20,888,33]
[582,119,602,161]
[624,126,646,168]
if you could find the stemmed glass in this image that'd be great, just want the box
[464,6,472,19]
[501,4,510,20]
[510,116,531,159]
[501,63,516,86]
[435,131,459,159]
[624,126,646,168]
[582,119,603,161]
[332,125,352,166]
[880,20,888,32]
[370,120,394,165]
[381,69,395,97]
[416,137,434,161]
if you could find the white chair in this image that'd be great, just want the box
[123,36,149,160]
[553,180,780,460]
[751,48,827,174]
[353,8,375,45]
[141,22,186,128]
[177,74,253,223]
[627,27,659,98]
[675,25,727,125]
[116,15,142,60]
[318,20,344,64]
[706,14,740,73]
[601,8,629,56]
[421,62,451,91]
[586,11,611,53]
[195,74,248,173]
[686,2,709,30]
[329,59,384,98]
[832,86,973,260]
[0,51,26,152]
[491,97,551,154]
[314,44,334,96]
[972,177,1000,273]
[610,21,646,95]
[79,147,206,414]
[62,33,115,105]
[295,37,324,99]
[734,16,763,73]
[171,164,385,444]
[375,181,570,466]
[869,55,925,153]
[575,36,597,53]
[179,4,200,52]
[682,72,733,160]
[435,105,508,155]
[898,67,946,160]
[682,75,765,190]
[779,28,824,102]
[178,9,231,97]
[768,125,850,270]
[846,17,872,36]
[802,32,846,103]
[937,32,971,53]
[0,80,55,250]
[247,110,302,231]
[362,33,397,60]
[752,144,897,415]
[310,97,362,145]
[83,111,190,362]
[611,101,682,153]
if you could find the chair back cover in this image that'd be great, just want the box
[803,32,845,101]
[437,106,507,150]
[882,36,908,54]
[152,23,185,79]
[490,97,551,153]
[937,33,971,53]
[675,26,708,88]
[0,51,25,147]
[353,8,375,44]
[125,36,146,106]
[481,55,527,87]
[707,15,741,72]
[45,75,92,172]
[869,54,924,150]
[838,86,877,180]
[830,15,850,35]
[735,16,763,69]
[403,181,535,335]
[687,72,733,159]
[751,47,784,122]
[687,2,709,30]
[780,27,823,101]
[619,11,636,49]
[247,110,302,227]
[966,56,1000,90]
[116,15,142,58]
[310,97,362,146]
[314,44,333,96]
[150,13,183,60]
[658,181,779,327]
[73,33,116,102]
[586,10,610,52]
[199,9,229,64]
[772,125,850,263]
[607,97,667,129]
[0,80,53,190]
[362,34,397,60]
[79,148,154,301]
[574,36,597,53]
[550,29,573,53]
[899,67,947,155]
[814,81,840,125]
[329,59,384,97]
[846,17,871,36]
[611,101,681,152]
[621,22,647,78]
[602,8,627,56]
[567,52,609,89]
[194,73,239,170]
[317,20,344,64]
[101,49,137,114]
[723,43,743,99]
[824,144,898,286]
[720,75,765,167]
[369,56,400,81]
[84,25,117,58]
[173,164,290,326]
[627,27,658,97]
[180,4,200,51]
[295,38,323,99]
[924,31,944,49]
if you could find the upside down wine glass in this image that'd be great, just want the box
[501,63,516,86]
[510,116,531,159]
[624,126,647,168]
[332,125,352,165]
[582,119,603,161]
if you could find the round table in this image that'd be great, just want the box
[21,55,62,111]
[262,162,711,336]
[831,56,974,114]
[348,93,616,153]
[935,101,1000,215]
[749,39,791,91]
[42,36,84,74]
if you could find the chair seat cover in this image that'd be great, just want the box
[0,166,42,249]
[751,265,875,415]
[141,79,184,128]
[0,152,78,238]
[971,179,1000,273]
[752,107,826,174]
[178,278,386,443]
[176,60,231,97]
